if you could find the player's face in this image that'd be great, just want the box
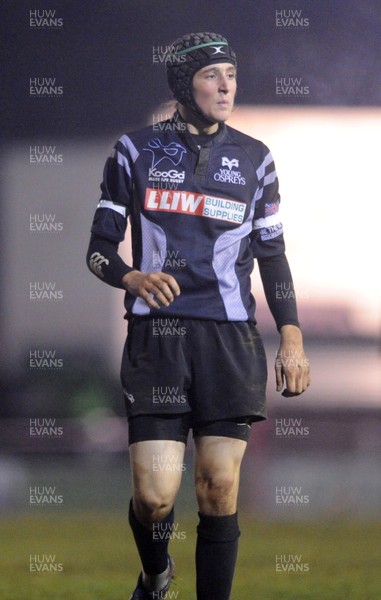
[192,63,237,123]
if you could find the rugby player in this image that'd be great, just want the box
[86,31,310,600]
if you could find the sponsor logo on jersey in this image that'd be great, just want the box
[222,157,239,170]
[89,252,109,278]
[264,201,280,216]
[149,168,185,181]
[213,156,246,185]
[145,188,246,224]
[144,138,186,185]
[123,388,135,404]
[260,223,283,241]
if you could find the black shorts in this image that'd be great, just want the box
[128,414,253,445]
[120,317,267,437]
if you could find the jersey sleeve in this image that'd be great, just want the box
[250,145,299,330]
[91,136,134,243]
[249,146,285,259]
[86,136,136,287]
[257,253,300,331]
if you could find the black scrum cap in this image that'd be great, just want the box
[166,32,237,123]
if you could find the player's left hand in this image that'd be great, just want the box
[275,325,311,396]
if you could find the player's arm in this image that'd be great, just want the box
[257,253,310,395]
[86,230,132,289]
[86,141,180,307]
[86,233,180,308]
[86,146,135,289]
[250,147,310,395]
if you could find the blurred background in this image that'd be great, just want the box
[0,0,380,583]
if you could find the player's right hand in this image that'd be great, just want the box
[122,270,180,309]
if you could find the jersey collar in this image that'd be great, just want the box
[172,110,227,152]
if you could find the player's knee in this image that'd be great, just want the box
[195,471,237,504]
[133,492,173,524]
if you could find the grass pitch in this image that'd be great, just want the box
[0,513,380,599]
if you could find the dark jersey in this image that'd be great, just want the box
[88,112,297,326]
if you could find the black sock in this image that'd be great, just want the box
[128,499,173,576]
[196,512,240,600]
